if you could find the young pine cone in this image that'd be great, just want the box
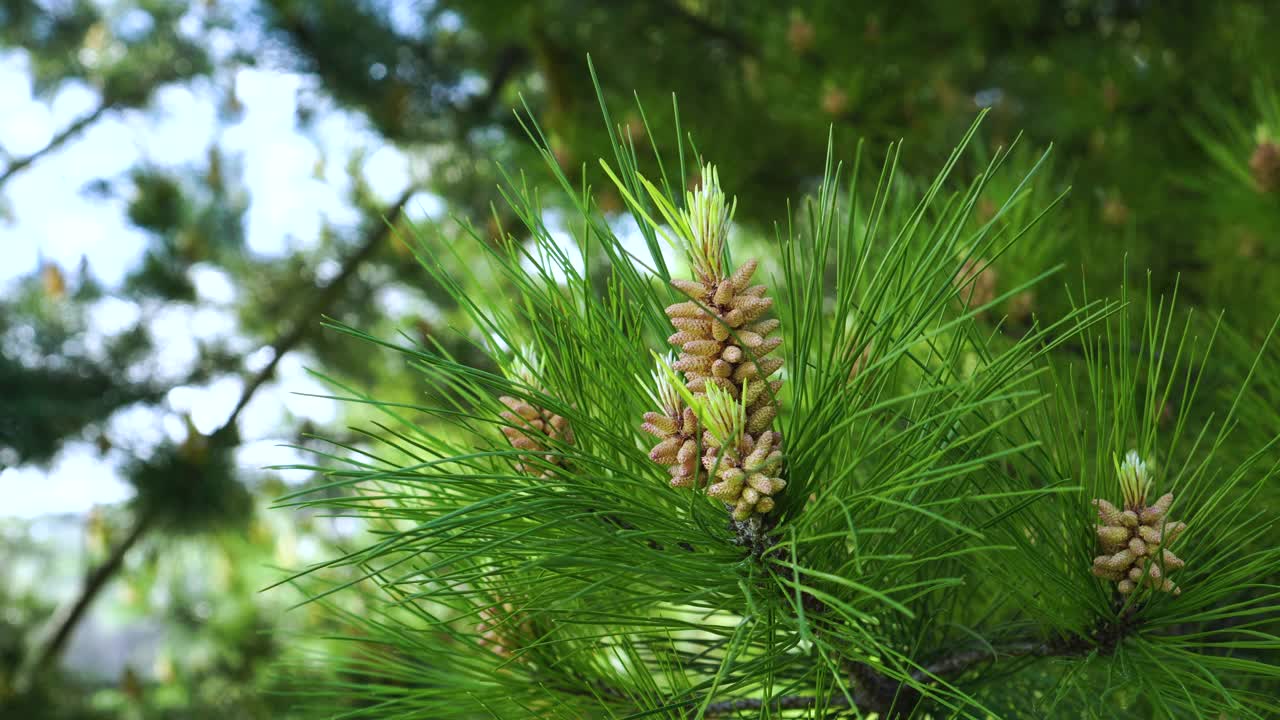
[1090,451,1187,595]
[499,395,573,477]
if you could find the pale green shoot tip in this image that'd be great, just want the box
[1116,449,1152,509]
[681,163,736,282]
[696,379,747,449]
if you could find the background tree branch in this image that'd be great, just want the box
[13,189,416,688]
[16,510,153,690]
[0,102,112,189]
[216,186,416,438]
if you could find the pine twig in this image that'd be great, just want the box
[0,103,112,188]
[845,610,1136,718]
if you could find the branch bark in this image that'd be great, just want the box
[0,103,112,189]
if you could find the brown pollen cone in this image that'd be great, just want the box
[703,428,786,520]
[666,258,783,420]
[499,395,573,477]
[1091,493,1187,596]
[642,399,703,489]
[659,257,785,518]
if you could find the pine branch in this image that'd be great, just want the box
[216,187,416,437]
[695,539,1140,719]
[17,510,154,688]
[0,102,112,189]
[705,693,853,716]
[914,640,1053,679]
[847,609,1139,718]
[700,631,1112,718]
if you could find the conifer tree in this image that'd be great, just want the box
[6,2,1280,716]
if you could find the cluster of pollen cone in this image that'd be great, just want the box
[497,358,574,478]
[641,165,787,520]
[1091,451,1187,596]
